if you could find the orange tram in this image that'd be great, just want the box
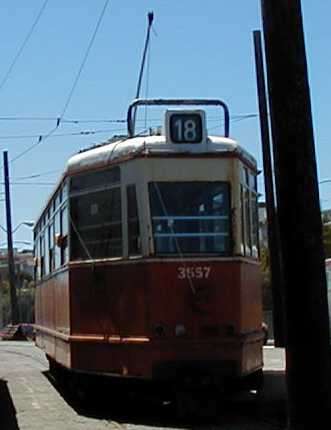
[34,99,264,404]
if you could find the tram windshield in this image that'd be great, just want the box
[149,182,230,255]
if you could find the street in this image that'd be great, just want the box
[0,341,286,430]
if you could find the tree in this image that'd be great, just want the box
[323,223,331,259]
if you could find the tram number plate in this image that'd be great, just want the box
[177,266,211,280]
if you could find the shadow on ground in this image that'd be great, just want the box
[0,379,19,430]
[43,369,287,429]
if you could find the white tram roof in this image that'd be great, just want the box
[66,134,257,174]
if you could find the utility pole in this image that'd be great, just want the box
[261,1,331,428]
[253,30,286,347]
[3,151,18,325]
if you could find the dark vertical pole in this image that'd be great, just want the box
[253,30,285,347]
[3,151,18,325]
[132,12,154,134]
[261,1,331,428]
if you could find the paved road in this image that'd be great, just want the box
[0,341,286,430]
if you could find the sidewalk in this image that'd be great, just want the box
[0,341,287,429]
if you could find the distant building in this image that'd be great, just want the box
[0,249,34,282]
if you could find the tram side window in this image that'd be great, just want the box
[48,221,55,273]
[40,233,45,278]
[34,232,40,281]
[241,168,258,258]
[127,185,141,255]
[70,168,122,260]
[54,211,61,269]
[60,204,68,265]
[44,218,50,276]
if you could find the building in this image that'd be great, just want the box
[0,249,34,281]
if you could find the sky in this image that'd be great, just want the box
[0,0,330,249]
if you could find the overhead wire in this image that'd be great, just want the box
[5,182,56,186]
[0,113,258,125]
[14,169,62,180]
[0,114,258,141]
[0,116,126,123]
[9,124,59,164]
[7,0,111,166]
[0,0,50,93]
[0,127,127,140]
[59,0,111,119]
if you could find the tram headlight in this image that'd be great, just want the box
[175,324,187,337]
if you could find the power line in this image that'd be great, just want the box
[1,182,56,186]
[59,0,111,118]
[0,127,126,140]
[0,116,126,123]
[9,124,59,164]
[14,169,62,180]
[7,0,111,167]
[0,114,258,141]
[0,113,258,124]
[1,113,259,164]
[0,0,50,93]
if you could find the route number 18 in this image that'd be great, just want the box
[169,113,203,143]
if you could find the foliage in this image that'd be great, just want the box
[260,224,331,311]
[323,224,331,259]
[260,246,272,310]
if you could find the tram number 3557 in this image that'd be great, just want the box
[177,266,211,280]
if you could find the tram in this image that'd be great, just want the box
[34,99,264,397]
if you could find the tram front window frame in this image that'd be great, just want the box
[149,181,231,255]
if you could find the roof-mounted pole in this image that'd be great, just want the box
[132,12,154,132]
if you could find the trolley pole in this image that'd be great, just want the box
[3,151,18,325]
[261,1,331,428]
[253,30,286,347]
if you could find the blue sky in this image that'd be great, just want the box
[0,1,330,248]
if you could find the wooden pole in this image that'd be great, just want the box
[3,151,18,325]
[253,30,286,347]
[261,1,331,428]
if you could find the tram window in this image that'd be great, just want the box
[251,193,258,257]
[40,234,45,278]
[149,182,230,255]
[60,205,68,265]
[127,185,141,255]
[244,167,250,187]
[44,225,50,276]
[241,168,258,258]
[71,167,120,193]
[70,186,122,260]
[240,185,245,255]
[244,188,251,254]
[62,180,68,201]
[55,190,61,210]
[35,242,39,280]
[54,211,61,269]
[48,222,55,273]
